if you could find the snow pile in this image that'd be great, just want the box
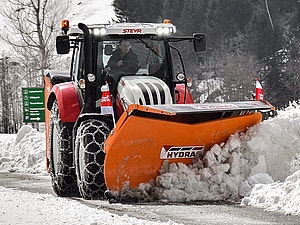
[0,125,46,174]
[149,103,300,215]
[242,170,300,215]
[155,140,274,202]
[242,106,300,181]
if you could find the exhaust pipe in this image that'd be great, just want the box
[78,23,95,113]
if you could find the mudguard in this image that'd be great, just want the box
[104,101,272,192]
[47,81,82,122]
[44,77,82,170]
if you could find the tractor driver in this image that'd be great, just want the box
[105,39,139,80]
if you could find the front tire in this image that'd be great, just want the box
[49,101,79,197]
[75,118,112,199]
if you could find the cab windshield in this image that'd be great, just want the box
[96,38,168,81]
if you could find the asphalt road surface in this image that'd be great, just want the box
[0,172,299,225]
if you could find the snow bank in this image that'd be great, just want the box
[242,170,300,215]
[154,104,300,201]
[151,132,275,203]
[0,125,46,174]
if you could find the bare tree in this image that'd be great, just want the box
[0,0,69,132]
[0,0,69,86]
[217,53,259,102]
[0,57,10,133]
[0,57,22,133]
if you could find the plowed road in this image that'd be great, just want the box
[0,172,299,225]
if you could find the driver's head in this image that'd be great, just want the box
[119,39,130,54]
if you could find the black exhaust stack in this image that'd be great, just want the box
[78,23,95,113]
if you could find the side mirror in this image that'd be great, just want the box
[193,33,206,53]
[56,35,70,54]
[104,45,113,55]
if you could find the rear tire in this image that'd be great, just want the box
[75,118,112,199]
[49,101,79,197]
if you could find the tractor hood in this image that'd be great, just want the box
[117,76,173,107]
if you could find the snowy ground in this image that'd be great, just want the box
[0,102,300,224]
[0,186,178,225]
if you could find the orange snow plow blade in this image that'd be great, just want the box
[104,101,272,192]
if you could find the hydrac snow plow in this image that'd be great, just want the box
[44,20,273,199]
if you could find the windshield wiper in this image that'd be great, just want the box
[135,37,162,58]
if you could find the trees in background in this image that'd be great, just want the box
[242,0,299,107]
[0,0,69,84]
[0,0,69,133]
[113,0,300,108]
[113,0,163,23]
[218,54,259,102]
[0,57,23,133]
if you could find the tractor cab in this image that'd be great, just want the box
[56,20,206,115]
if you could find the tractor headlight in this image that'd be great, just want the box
[176,72,186,82]
[157,27,171,36]
[87,73,96,82]
[93,28,101,35]
[92,27,107,36]
[99,27,107,35]
[157,27,164,35]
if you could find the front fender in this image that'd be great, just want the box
[48,81,82,122]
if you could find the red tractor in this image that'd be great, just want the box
[44,20,272,199]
